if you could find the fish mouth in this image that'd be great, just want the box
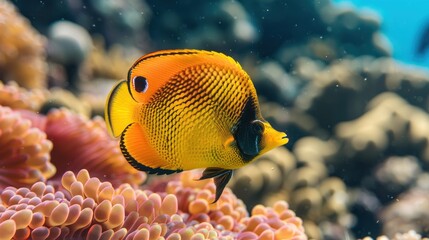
[279,133,289,145]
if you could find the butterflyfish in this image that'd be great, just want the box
[105,49,289,202]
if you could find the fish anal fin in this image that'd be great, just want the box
[198,168,233,203]
[120,123,182,175]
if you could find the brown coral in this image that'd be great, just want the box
[0,169,307,239]
[379,190,429,238]
[0,106,55,189]
[229,147,296,207]
[335,92,429,169]
[363,230,429,240]
[228,138,350,240]
[0,0,47,89]
[294,57,429,132]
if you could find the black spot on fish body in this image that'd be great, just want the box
[133,76,149,93]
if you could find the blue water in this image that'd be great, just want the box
[334,0,429,70]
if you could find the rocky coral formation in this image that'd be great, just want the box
[332,92,429,190]
[0,1,47,89]
[0,169,307,239]
[232,69,429,239]
[3,0,429,239]
[379,190,429,238]
[291,57,429,134]
[230,138,350,240]
[363,230,429,240]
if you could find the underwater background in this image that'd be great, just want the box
[1,0,429,239]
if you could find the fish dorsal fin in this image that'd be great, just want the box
[120,123,183,175]
[198,168,233,203]
[127,49,244,104]
[105,80,137,137]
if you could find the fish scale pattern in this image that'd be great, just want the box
[141,63,255,170]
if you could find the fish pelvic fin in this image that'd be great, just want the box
[199,168,233,203]
[120,123,183,175]
[105,80,137,137]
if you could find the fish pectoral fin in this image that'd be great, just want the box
[199,168,233,203]
[223,136,235,149]
[120,122,182,175]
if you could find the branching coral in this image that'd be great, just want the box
[0,106,55,189]
[0,0,47,89]
[0,169,307,239]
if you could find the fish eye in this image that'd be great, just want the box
[132,76,149,93]
[251,120,264,134]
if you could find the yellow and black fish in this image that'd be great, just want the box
[105,49,288,202]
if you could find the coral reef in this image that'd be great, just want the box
[38,88,91,117]
[333,92,429,185]
[3,0,429,239]
[0,80,92,118]
[230,138,351,240]
[362,230,429,240]
[0,1,47,89]
[17,108,146,188]
[85,37,140,82]
[231,65,429,239]
[0,82,47,112]
[380,189,429,238]
[0,106,55,189]
[0,169,307,239]
[292,57,429,133]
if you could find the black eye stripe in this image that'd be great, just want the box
[133,76,148,93]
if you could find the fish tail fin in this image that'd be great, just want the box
[105,80,136,137]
